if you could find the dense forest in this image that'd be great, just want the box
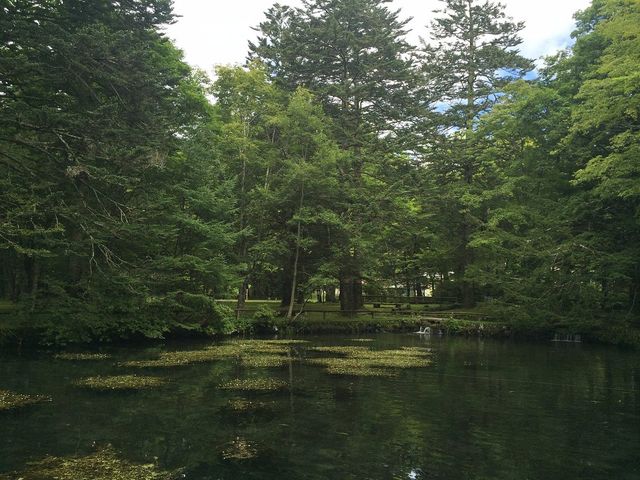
[0,0,638,345]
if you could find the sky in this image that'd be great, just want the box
[165,0,593,76]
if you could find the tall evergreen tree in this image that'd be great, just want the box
[421,0,533,306]
[0,0,235,342]
[250,0,422,311]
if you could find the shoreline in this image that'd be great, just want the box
[4,313,638,352]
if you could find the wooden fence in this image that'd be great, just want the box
[235,307,490,322]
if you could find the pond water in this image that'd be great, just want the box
[1,334,639,479]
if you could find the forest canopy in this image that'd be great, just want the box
[0,0,638,344]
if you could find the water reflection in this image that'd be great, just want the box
[0,335,639,479]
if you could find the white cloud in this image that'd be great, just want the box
[165,0,593,75]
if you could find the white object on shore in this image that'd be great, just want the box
[415,326,431,335]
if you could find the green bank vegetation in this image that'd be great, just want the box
[1,0,638,346]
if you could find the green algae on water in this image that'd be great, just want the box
[120,349,222,368]
[311,346,371,355]
[227,398,271,412]
[75,375,167,391]
[307,358,396,376]
[121,341,299,369]
[0,445,180,480]
[219,378,288,392]
[54,352,112,361]
[258,339,309,345]
[221,437,258,460]
[0,389,51,412]
[308,345,432,376]
[241,354,291,368]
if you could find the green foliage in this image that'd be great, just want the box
[0,0,235,343]
[419,0,534,307]
[250,0,424,311]
[251,305,278,333]
[2,0,639,346]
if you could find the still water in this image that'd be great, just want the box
[1,334,639,479]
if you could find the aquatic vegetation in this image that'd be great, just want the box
[401,346,431,353]
[308,358,398,377]
[221,437,257,460]
[241,354,291,368]
[0,389,51,412]
[120,357,190,368]
[54,353,112,361]
[357,355,431,369]
[227,398,270,412]
[215,342,288,355]
[350,338,374,342]
[121,341,299,369]
[75,375,167,391]
[326,365,396,377]
[120,350,222,368]
[0,445,179,480]
[215,339,306,354]
[311,346,370,355]
[219,378,288,392]
[258,339,309,345]
[308,345,432,376]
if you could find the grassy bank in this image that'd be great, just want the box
[1,299,638,349]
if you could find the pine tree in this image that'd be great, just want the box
[421,0,533,307]
[250,0,422,311]
[0,0,235,341]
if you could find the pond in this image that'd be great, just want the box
[0,334,639,479]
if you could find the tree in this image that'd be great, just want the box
[421,0,533,306]
[268,89,341,319]
[0,0,234,341]
[212,63,282,310]
[561,0,640,320]
[250,0,422,311]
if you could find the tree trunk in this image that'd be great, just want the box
[462,282,474,308]
[287,228,301,319]
[2,252,17,301]
[287,183,304,320]
[326,286,336,303]
[630,265,639,319]
[339,275,364,313]
[237,277,249,309]
[29,258,40,311]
